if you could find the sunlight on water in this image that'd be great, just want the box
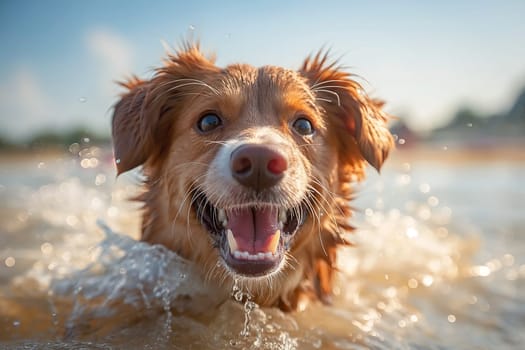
[0,147,524,349]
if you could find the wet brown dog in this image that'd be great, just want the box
[112,43,393,310]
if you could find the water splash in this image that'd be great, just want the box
[46,220,218,338]
[2,152,524,349]
[232,278,258,337]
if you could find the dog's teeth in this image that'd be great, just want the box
[232,249,277,261]
[279,210,287,224]
[267,230,280,254]
[226,229,238,253]
[218,209,227,225]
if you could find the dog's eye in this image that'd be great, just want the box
[197,113,222,133]
[292,117,315,136]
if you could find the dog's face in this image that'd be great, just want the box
[112,45,393,304]
[186,65,322,277]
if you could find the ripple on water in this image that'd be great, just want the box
[1,156,524,349]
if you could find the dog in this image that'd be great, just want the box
[111,42,394,311]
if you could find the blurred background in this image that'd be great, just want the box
[1,0,524,147]
[1,1,524,349]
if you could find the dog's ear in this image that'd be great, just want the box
[112,43,218,175]
[299,51,394,172]
[112,77,153,175]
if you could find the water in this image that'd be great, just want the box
[0,147,524,349]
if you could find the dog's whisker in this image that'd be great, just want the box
[315,97,333,104]
[313,88,341,107]
[151,78,220,96]
[169,78,221,96]
[112,43,393,311]
[307,182,344,236]
[310,79,354,89]
[203,140,230,146]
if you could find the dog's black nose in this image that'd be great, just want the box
[230,144,287,191]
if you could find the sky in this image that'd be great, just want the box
[1,0,525,139]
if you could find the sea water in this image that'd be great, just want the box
[0,146,524,349]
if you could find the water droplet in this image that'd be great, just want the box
[422,275,434,287]
[419,183,431,193]
[447,314,456,323]
[397,174,411,186]
[406,227,419,239]
[89,157,99,168]
[428,196,439,207]
[80,158,90,168]
[79,97,87,103]
[466,123,473,127]
[442,145,448,151]
[41,242,54,256]
[13,320,20,327]
[398,320,406,328]
[189,24,195,31]
[95,173,107,186]
[410,314,418,322]
[107,206,119,217]
[234,290,244,302]
[398,138,406,145]
[471,265,490,277]
[69,143,80,154]
[408,278,419,288]
[486,259,502,271]
[66,215,78,227]
[115,158,121,164]
[417,206,432,221]
[5,256,15,267]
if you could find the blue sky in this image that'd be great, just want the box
[1,0,524,139]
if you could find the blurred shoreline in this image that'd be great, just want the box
[390,143,525,164]
[1,143,524,166]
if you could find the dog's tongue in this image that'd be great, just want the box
[226,207,280,253]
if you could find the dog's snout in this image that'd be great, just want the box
[230,144,287,191]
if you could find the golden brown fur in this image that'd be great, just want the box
[112,43,394,311]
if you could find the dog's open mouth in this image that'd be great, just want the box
[192,191,307,277]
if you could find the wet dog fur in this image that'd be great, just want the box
[112,43,394,311]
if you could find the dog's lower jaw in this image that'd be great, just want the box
[141,215,339,310]
[139,182,342,310]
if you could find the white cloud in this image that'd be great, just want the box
[0,68,57,137]
[87,28,133,88]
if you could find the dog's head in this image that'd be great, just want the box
[112,44,393,300]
